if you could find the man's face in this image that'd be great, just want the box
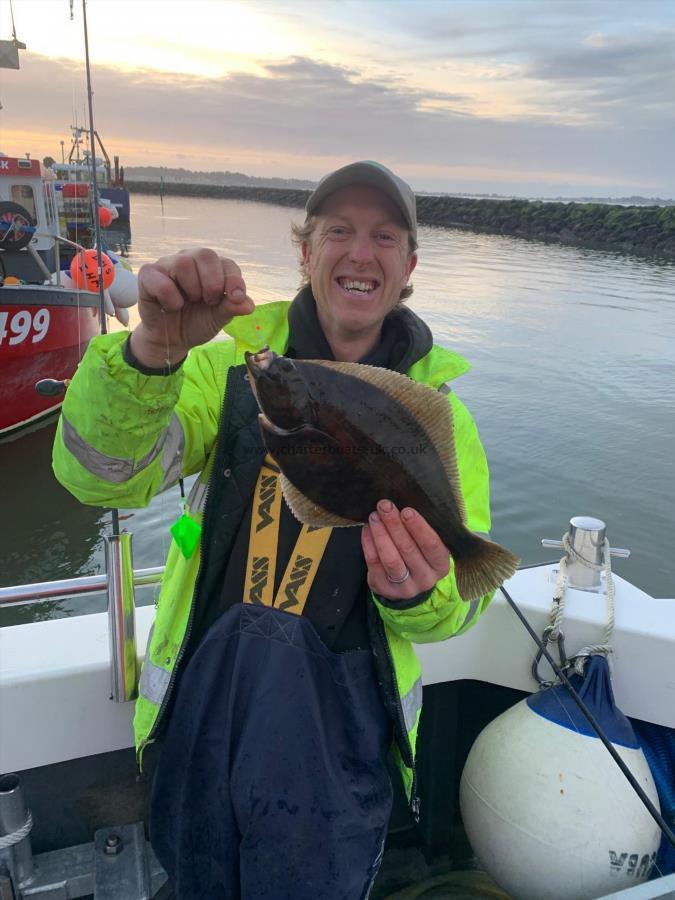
[301,185,417,341]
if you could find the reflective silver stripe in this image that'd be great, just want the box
[438,382,452,396]
[61,413,184,486]
[187,477,208,516]
[159,414,186,490]
[401,676,423,734]
[138,648,172,707]
[458,598,482,634]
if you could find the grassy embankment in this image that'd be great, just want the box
[127,181,675,259]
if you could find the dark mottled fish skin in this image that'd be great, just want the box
[263,362,462,539]
[245,348,519,601]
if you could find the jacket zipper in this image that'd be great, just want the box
[375,612,420,820]
[143,367,236,749]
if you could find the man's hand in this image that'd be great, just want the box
[131,248,255,368]
[361,500,451,600]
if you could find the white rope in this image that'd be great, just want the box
[0,810,33,849]
[548,532,615,677]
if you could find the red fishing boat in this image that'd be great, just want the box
[0,155,100,436]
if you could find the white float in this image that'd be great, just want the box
[107,252,139,308]
[460,666,662,900]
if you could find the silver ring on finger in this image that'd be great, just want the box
[387,567,411,584]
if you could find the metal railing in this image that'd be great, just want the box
[0,536,164,704]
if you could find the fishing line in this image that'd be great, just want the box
[500,583,675,850]
[157,308,174,572]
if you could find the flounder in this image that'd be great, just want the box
[244,347,519,601]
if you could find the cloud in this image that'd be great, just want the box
[2,51,672,195]
[524,29,675,124]
[529,31,675,82]
[351,2,675,121]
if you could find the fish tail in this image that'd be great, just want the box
[453,532,520,602]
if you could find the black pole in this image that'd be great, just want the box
[81,0,120,536]
[81,0,106,336]
[501,584,675,849]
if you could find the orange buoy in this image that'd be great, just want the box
[98,206,114,228]
[70,249,115,291]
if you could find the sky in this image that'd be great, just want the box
[0,0,674,198]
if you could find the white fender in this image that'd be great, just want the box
[460,696,661,900]
[107,264,138,308]
[114,305,129,326]
[103,288,115,318]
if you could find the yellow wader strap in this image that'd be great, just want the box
[244,455,332,615]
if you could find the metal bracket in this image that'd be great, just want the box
[17,823,168,900]
[531,625,569,688]
[93,824,149,900]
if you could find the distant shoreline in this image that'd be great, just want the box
[127,181,675,260]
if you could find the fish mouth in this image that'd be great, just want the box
[245,346,275,376]
[336,276,380,298]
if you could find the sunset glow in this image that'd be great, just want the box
[1,0,673,197]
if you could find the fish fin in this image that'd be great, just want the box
[312,360,467,522]
[454,532,520,602]
[279,473,360,528]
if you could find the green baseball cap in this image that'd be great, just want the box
[306,160,417,241]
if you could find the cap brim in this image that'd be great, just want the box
[306,162,416,235]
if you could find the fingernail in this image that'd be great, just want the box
[230,288,245,300]
[370,512,380,524]
[378,500,393,513]
[402,508,415,521]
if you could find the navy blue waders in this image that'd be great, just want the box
[149,603,393,899]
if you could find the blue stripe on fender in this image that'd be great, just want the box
[526,655,639,749]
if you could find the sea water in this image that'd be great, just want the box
[1,193,674,624]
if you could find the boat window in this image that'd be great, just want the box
[44,184,57,226]
[11,184,37,220]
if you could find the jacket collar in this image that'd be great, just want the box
[223,297,471,387]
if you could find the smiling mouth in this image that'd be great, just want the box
[337,277,379,296]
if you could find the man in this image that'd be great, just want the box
[53,161,493,898]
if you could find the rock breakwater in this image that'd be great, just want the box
[127,181,675,259]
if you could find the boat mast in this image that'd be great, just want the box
[80,0,120,527]
[81,0,108,338]
[79,0,139,705]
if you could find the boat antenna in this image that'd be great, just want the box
[9,0,17,39]
[80,0,119,544]
[500,583,675,850]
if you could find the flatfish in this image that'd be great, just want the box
[245,347,519,601]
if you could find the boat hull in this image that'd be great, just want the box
[0,286,100,435]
